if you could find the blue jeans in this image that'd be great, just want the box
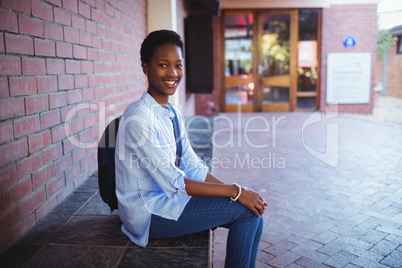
[149,196,264,268]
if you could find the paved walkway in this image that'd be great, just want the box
[344,96,402,125]
[211,108,402,267]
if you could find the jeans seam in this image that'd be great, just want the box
[239,217,251,268]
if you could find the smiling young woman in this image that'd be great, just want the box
[115,30,267,268]
[142,43,183,107]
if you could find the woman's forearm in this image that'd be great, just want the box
[204,172,225,184]
[184,177,237,198]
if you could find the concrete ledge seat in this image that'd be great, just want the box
[0,174,211,267]
[0,116,214,267]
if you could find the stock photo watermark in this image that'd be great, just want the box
[128,152,286,172]
[301,101,339,167]
[63,101,339,168]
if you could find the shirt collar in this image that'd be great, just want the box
[140,92,175,120]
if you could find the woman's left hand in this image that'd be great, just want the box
[237,187,268,217]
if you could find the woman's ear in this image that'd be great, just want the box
[141,61,149,76]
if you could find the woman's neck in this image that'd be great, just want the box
[147,90,169,108]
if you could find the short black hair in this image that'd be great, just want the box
[140,29,184,64]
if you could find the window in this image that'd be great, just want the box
[397,36,402,54]
[296,9,320,110]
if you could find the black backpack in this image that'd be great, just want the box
[97,103,182,211]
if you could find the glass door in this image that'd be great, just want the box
[222,9,318,112]
[256,10,297,112]
[224,12,255,112]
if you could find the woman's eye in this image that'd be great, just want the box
[177,64,182,69]
[159,64,167,67]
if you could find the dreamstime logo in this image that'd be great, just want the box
[301,101,339,167]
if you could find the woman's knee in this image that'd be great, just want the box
[234,205,262,228]
[257,215,264,232]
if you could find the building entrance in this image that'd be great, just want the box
[222,9,321,112]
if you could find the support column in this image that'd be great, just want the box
[147,0,180,106]
[381,49,388,96]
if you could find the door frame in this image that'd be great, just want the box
[220,10,256,113]
[220,9,321,112]
[255,9,297,112]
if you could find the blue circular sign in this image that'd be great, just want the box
[343,34,356,49]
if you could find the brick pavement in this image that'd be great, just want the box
[344,95,402,125]
[211,111,402,268]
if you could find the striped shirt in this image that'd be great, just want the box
[115,92,208,247]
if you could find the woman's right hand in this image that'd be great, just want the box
[185,174,268,217]
[237,187,267,217]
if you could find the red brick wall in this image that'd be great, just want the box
[194,16,221,116]
[320,4,378,114]
[375,42,402,99]
[0,0,147,251]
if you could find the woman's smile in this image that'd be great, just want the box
[163,79,178,88]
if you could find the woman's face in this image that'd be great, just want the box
[143,43,183,100]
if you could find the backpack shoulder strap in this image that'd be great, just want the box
[167,103,182,167]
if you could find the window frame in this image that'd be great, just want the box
[396,36,402,54]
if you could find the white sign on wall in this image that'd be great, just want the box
[326,53,371,104]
